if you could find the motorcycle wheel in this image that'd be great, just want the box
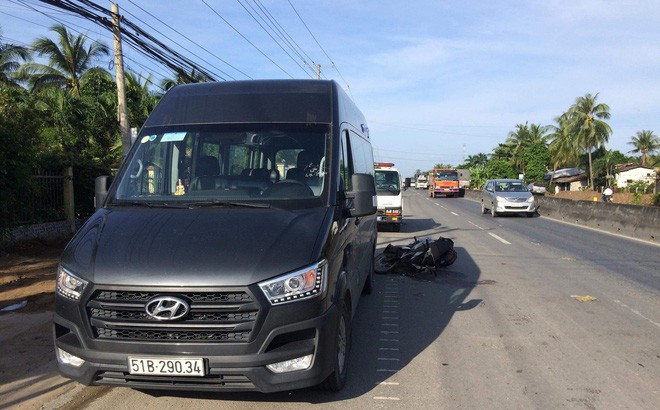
[374,253,396,274]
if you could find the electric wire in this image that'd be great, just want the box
[200,0,293,78]
[235,0,312,78]
[124,0,252,80]
[8,0,171,87]
[244,0,313,76]
[286,0,351,94]
[253,0,321,77]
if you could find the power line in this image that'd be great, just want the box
[235,0,312,78]
[201,0,293,78]
[124,0,251,80]
[253,0,320,77]
[7,0,172,87]
[287,0,351,94]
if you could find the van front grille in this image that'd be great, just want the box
[86,289,261,343]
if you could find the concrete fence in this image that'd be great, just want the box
[463,189,659,243]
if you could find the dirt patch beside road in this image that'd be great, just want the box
[0,238,75,409]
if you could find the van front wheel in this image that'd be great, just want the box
[320,300,351,391]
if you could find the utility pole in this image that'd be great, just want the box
[316,64,321,79]
[111,2,130,157]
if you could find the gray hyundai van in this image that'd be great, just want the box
[53,80,377,393]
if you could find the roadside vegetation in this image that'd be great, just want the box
[454,95,658,195]
[0,24,199,235]
[1,24,659,238]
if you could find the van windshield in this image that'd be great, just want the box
[375,170,401,194]
[110,124,329,208]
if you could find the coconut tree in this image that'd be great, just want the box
[160,68,209,91]
[628,130,659,167]
[125,71,159,128]
[19,24,109,96]
[568,93,612,189]
[0,33,31,86]
[548,113,580,189]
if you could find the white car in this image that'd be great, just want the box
[481,179,537,217]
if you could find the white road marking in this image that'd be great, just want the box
[488,232,511,245]
[613,300,660,328]
[451,211,459,216]
[379,382,400,385]
[373,397,401,401]
[467,220,484,230]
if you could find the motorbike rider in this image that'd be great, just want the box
[602,186,614,202]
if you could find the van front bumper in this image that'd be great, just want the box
[53,299,339,393]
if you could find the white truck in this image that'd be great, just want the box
[374,163,403,232]
[415,174,428,190]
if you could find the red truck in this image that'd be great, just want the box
[428,169,459,198]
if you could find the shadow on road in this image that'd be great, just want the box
[139,244,480,405]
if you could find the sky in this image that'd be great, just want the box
[2,0,660,178]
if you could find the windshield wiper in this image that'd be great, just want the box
[188,200,271,209]
[108,201,188,209]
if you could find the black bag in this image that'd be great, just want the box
[428,237,457,267]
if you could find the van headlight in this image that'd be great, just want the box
[527,195,536,202]
[56,266,88,301]
[259,261,327,305]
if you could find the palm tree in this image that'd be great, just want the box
[0,38,30,86]
[568,93,612,189]
[506,122,550,174]
[160,68,209,91]
[628,130,659,167]
[125,71,159,128]
[19,24,109,96]
[548,113,580,188]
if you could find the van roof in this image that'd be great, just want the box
[143,80,366,131]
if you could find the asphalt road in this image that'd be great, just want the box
[39,189,660,408]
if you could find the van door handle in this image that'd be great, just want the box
[354,217,360,226]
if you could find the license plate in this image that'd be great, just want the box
[128,357,205,376]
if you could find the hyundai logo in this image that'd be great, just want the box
[145,296,189,321]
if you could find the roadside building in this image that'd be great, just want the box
[614,163,657,189]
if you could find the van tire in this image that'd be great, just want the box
[320,299,351,391]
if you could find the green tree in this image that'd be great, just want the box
[0,27,31,87]
[519,142,551,183]
[19,24,109,96]
[547,113,580,187]
[593,149,628,186]
[459,153,488,169]
[568,93,612,189]
[485,160,517,180]
[125,71,160,129]
[0,86,40,233]
[628,130,659,167]
[160,68,209,91]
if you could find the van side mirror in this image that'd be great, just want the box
[95,175,110,210]
[345,173,377,217]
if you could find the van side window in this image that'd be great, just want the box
[349,130,374,176]
[340,130,353,191]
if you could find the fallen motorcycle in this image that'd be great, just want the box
[374,236,457,275]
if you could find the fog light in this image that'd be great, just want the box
[56,347,85,367]
[266,354,313,373]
